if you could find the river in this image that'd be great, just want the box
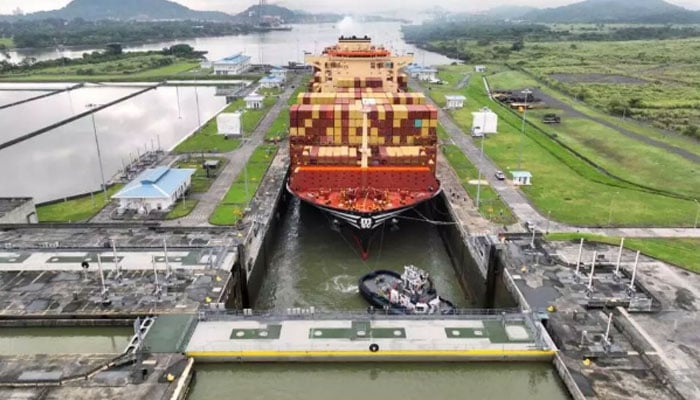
[5,21,454,66]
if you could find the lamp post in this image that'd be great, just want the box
[86,103,108,202]
[518,88,532,170]
[475,135,485,208]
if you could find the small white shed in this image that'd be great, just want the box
[445,95,466,109]
[244,94,264,109]
[217,112,242,136]
[475,65,486,72]
[472,107,498,134]
[511,170,532,186]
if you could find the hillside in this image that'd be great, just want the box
[3,0,233,21]
[523,0,700,23]
[232,4,342,24]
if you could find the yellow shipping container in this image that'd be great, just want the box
[407,136,414,145]
[298,127,306,136]
[421,127,429,136]
[312,105,320,119]
[370,127,379,137]
[393,136,401,145]
[305,119,313,128]
[393,119,401,128]
[326,127,334,136]
[430,119,437,128]
[290,127,298,136]
[377,105,385,120]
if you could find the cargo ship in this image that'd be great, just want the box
[287,36,440,259]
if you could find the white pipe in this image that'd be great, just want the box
[615,237,625,276]
[97,253,106,295]
[575,238,584,276]
[588,251,597,290]
[604,312,613,346]
[629,251,640,290]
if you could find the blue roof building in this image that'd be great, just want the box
[212,53,251,75]
[113,167,195,213]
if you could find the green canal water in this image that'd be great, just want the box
[188,363,569,400]
[0,327,132,355]
[256,200,473,310]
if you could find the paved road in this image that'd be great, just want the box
[163,74,304,227]
[413,80,700,238]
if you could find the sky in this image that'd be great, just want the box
[0,0,698,15]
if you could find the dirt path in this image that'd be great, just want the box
[454,74,470,90]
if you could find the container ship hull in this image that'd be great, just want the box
[287,36,440,258]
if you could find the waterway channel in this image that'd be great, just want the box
[255,200,473,310]
[188,363,569,400]
[0,327,131,355]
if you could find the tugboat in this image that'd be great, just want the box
[358,265,455,315]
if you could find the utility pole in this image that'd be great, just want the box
[87,105,108,202]
[518,89,532,170]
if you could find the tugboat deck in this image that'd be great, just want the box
[185,317,555,362]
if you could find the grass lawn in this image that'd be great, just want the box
[425,65,698,227]
[546,233,700,273]
[174,96,276,153]
[0,37,12,47]
[442,144,517,225]
[37,184,124,223]
[437,123,450,141]
[175,156,227,193]
[1,59,200,82]
[210,145,277,225]
[487,70,699,200]
[165,198,198,220]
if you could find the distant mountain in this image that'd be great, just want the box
[482,5,537,20]
[2,0,233,21]
[523,0,700,23]
[232,4,342,24]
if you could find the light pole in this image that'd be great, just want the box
[518,88,532,170]
[475,135,485,208]
[86,104,108,202]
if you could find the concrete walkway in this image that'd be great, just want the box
[413,80,700,238]
[163,74,304,227]
[185,316,553,362]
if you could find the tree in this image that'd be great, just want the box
[511,39,525,51]
[105,43,123,55]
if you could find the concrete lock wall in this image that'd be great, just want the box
[0,199,38,224]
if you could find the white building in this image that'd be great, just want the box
[258,75,284,89]
[472,107,498,134]
[112,167,195,214]
[405,64,438,82]
[217,112,242,136]
[244,94,265,109]
[475,65,486,72]
[445,95,466,109]
[211,53,251,76]
[511,171,533,186]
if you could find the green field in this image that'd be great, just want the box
[426,65,697,227]
[175,156,227,193]
[0,37,12,47]
[165,198,198,220]
[265,84,309,141]
[547,233,700,273]
[442,144,517,225]
[174,96,275,153]
[425,37,700,138]
[36,184,124,223]
[0,55,201,82]
[210,145,277,225]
